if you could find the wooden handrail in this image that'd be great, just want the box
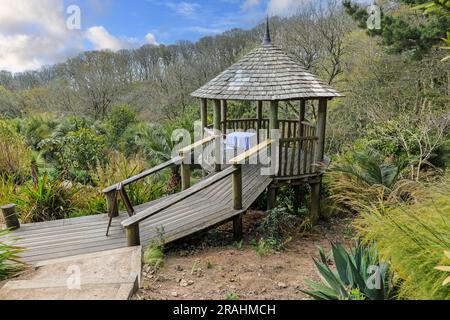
[102,156,182,194]
[229,139,273,165]
[279,136,318,143]
[178,135,219,155]
[122,165,237,228]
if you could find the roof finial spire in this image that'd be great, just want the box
[263,15,271,45]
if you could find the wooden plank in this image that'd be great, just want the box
[122,166,237,227]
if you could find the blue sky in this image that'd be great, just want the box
[67,0,270,47]
[0,0,371,72]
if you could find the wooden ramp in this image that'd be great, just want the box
[5,165,272,264]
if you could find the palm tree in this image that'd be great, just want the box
[333,149,405,189]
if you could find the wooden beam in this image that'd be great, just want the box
[299,100,306,137]
[126,225,140,247]
[1,204,20,230]
[179,135,217,155]
[270,100,279,133]
[201,98,208,136]
[232,164,243,210]
[233,214,243,242]
[181,163,191,190]
[229,139,273,165]
[256,101,263,143]
[221,100,227,134]
[105,190,118,218]
[266,185,277,210]
[214,99,222,172]
[315,99,327,168]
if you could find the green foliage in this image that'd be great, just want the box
[0,229,25,280]
[251,238,278,257]
[143,243,165,269]
[0,118,32,181]
[356,177,450,299]
[13,174,78,223]
[302,242,394,300]
[333,149,405,189]
[257,207,300,249]
[225,292,240,300]
[343,0,450,58]
[105,104,137,149]
[40,127,106,181]
[17,114,57,150]
[91,151,166,206]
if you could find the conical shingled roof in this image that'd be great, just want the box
[191,43,342,101]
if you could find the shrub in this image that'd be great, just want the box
[0,119,32,181]
[18,114,57,150]
[39,127,106,181]
[355,177,450,300]
[302,242,395,300]
[0,229,25,280]
[327,149,420,213]
[13,174,78,223]
[143,243,165,269]
[251,238,278,257]
[106,104,137,149]
[257,207,302,249]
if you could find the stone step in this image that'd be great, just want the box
[0,246,142,300]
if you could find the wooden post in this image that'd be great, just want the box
[181,163,191,190]
[309,181,321,225]
[315,99,327,168]
[201,98,208,137]
[256,101,263,143]
[270,100,279,134]
[221,100,227,135]
[233,214,243,242]
[232,164,243,210]
[266,185,277,210]
[299,100,306,137]
[214,99,222,172]
[126,224,140,246]
[105,190,119,218]
[1,204,20,230]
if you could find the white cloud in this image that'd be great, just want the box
[145,32,158,45]
[0,0,83,73]
[185,26,224,34]
[241,0,260,11]
[167,2,200,16]
[267,0,310,16]
[85,26,137,51]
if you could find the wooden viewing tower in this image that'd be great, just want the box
[190,18,342,222]
[2,19,342,264]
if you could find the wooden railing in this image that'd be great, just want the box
[121,165,238,246]
[277,136,318,178]
[208,119,316,139]
[179,134,221,188]
[103,156,182,218]
[121,139,274,246]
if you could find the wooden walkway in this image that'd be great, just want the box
[4,165,272,264]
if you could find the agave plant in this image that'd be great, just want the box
[302,242,394,300]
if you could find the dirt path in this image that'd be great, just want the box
[136,211,353,300]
